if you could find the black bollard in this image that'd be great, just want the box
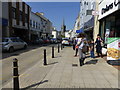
[58,44,60,53]
[44,49,47,65]
[13,58,19,90]
[52,46,54,58]
[61,43,63,50]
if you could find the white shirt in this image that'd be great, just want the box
[77,38,88,49]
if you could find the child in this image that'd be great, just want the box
[89,39,95,58]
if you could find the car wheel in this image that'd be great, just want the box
[24,45,27,49]
[9,47,14,53]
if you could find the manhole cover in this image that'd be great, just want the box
[72,64,78,67]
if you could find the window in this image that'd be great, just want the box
[33,21,35,28]
[30,20,32,27]
[25,14,27,22]
[19,11,23,21]
[12,7,16,19]
[36,22,38,28]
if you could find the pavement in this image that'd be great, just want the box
[2,46,119,89]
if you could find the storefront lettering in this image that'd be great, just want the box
[101,0,120,14]
[114,0,120,6]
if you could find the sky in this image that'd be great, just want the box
[26,2,80,31]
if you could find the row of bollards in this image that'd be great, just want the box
[12,43,64,90]
[44,43,64,65]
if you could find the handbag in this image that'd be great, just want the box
[82,45,89,53]
[75,45,79,49]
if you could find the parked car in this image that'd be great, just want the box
[43,38,50,44]
[31,38,44,45]
[50,38,58,44]
[1,37,27,53]
[62,38,72,45]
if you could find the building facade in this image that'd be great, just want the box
[98,0,120,43]
[80,0,96,40]
[35,12,52,39]
[71,13,80,38]
[30,11,42,41]
[2,1,31,42]
[52,28,58,39]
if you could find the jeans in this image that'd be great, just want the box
[90,51,95,58]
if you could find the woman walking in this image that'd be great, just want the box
[76,33,88,66]
[95,34,103,58]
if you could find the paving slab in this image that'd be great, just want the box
[2,46,119,89]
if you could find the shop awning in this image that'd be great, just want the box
[76,28,84,33]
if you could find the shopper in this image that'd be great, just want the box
[72,37,76,50]
[74,36,79,57]
[76,33,88,66]
[95,34,103,58]
[89,39,95,58]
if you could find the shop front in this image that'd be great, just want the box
[99,0,120,62]
[99,0,120,43]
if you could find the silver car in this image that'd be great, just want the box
[1,37,27,53]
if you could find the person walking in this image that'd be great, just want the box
[74,37,79,57]
[76,33,88,66]
[89,39,95,58]
[72,37,76,50]
[95,34,103,58]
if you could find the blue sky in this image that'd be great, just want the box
[26,2,80,31]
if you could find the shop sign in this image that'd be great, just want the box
[107,37,120,60]
[99,0,120,20]
[102,0,120,14]
[92,11,99,16]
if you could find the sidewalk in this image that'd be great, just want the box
[2,46,119,89]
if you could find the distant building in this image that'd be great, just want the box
[61,19,66,37]
[65,30,70,38]
[52,27,58,39]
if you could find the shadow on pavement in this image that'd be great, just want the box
[85,59,98,65]
[54,56,62,58]
[47,62,58,66]
[21,80,48,90]
[107,60,120,66]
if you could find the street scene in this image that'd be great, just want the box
[0,0,120,89]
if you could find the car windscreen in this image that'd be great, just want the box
[2,39,9,42]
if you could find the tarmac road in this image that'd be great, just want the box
[1,44,58,86]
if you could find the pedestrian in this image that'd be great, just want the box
[72,37,76,50]
[76,33,88,66]
[95,34,103,58]
[74,36,79,57]
[89,39,95,58]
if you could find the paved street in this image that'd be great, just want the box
[1,44,58,86]
[2,46,119,89]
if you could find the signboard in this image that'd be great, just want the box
[92,11,99,16]
[105,29,110,43]
[98,0,120,20]
[107,37,120,60]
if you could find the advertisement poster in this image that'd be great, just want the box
[107,37,120,60]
